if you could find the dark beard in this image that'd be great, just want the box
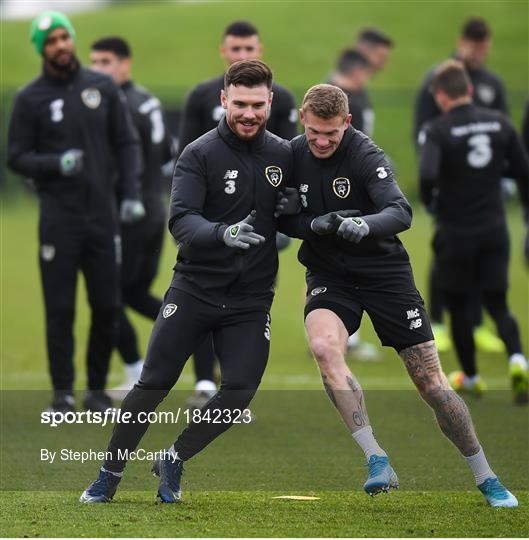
[48,53,77,73]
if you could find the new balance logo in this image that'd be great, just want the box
[224,170,238,179]
[406,309,420,320]
[409,318,422,330]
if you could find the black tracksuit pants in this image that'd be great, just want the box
[116,218,164,364]
[38,216,120,392]
[103,286,271,471]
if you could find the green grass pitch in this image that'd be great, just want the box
[1,1,528,537]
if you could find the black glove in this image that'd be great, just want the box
[310,210,361,235]
[59,149,84,177]
[335,215,370,243]
[223,211,265,249]
[275,187,301,217]
[524,229,529,265]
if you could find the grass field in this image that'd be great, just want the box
[1,0,529,537]
[1,197,528,537]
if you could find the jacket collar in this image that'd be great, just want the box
[217,116,267,151]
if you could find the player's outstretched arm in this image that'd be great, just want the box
[357,153,412,237]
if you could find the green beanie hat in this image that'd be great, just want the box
[30,11,75,56]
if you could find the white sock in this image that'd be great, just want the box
[166,445,181,461]
[463,374,479,388]
[465,447,495,485]
[352,426,387,461]
[509,353,528,370]
[125,359,143,383]
[195,379,217,396]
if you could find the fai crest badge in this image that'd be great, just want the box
[332,177,351,199]
[265,166,283,187]
[163,303,178,319]
[476,84,495,105]
[81,88,102,109]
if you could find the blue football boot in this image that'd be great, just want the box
[152,456,184,503]
[79,468,121,503]
[478,477,518,507]
[363,455,399,496]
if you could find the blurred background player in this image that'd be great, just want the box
[327,48,373,136]
[178,20,298,410]
[523,100,529,265]
[90,36,173,391]
[355,27,394,76]
[7,12,144,413]
[419,60,529,403]
[415,17,509,353]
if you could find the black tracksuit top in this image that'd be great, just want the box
[169,117,293,305]
[419,103,529,234]
[7,62,141,220]
[280,126,412,279]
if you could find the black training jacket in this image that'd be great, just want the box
[121,80,173,222]
[178,75,298,155]
[7,62,140,220]
[279,126,412,279]
[413,57,508,144]
[419,103,529,234]
[169,117,292,305]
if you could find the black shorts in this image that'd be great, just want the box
[304,270,434,352]
[433,226,509,293]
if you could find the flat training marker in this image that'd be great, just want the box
[272,496,320,500]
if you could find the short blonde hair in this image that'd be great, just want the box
[301,84,349,120]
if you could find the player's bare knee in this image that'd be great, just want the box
[416,372,450,403]
[309,334,343,366]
